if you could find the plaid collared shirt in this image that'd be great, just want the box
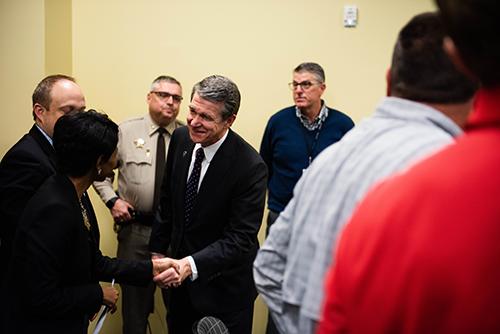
[295,103,329,131]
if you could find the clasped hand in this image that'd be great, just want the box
[98,257,184,316]
[152,256,192,289]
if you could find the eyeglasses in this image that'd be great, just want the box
[151,91,183,103]
[288,81,320,91]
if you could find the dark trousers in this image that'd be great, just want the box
[265,210,281,334]
[163,284,254,334]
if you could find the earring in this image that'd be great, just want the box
[97,168,102,176]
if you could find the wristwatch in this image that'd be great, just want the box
[106,196,119,209]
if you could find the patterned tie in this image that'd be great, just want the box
[153,127,167,211]
[184,147,204,224]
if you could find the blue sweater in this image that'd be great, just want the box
[260,105,354,213]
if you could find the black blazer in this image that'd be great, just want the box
[4,174,153,334]
[0,125,57,270]
[150,127,267,313]
[0,125,98,283]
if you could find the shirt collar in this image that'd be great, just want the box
[295,100,329,131]
[466,86,500,131]
[376,97,463,138]
[146,113,178,136]
[35,124,53,146]
[194,129,229,163]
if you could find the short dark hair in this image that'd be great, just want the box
[191,75,241,120]
[436,0,500,87]
[390,12,477,103]
[53,110,118,177]
[294,62,325,83]
[32,74,76,120]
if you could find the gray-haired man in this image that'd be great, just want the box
[150,75,267,334]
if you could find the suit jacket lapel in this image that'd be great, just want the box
[169,129,194,253]
[195,130,235,211]
[29,124,58,170]
[178,138,195,208]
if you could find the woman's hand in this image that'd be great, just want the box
[101,286,119,313]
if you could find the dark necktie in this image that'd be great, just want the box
[153,127,167,211]
[185,147,204,224]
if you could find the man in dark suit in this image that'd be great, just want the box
[150,75,268,334]
[0,74,86,286]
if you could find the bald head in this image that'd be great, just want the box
[32,75,86,137]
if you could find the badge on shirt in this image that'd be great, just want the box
[133,138,145,149]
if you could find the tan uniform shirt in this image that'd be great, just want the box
[93,113,182,213]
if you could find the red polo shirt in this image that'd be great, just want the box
[318,87,500,334]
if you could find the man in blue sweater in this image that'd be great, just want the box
[259,62,354,334]
[260,62,354,229]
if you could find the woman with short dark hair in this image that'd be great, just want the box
[3,110,177,334]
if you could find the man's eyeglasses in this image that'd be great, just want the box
[288,81,319,91]
[151,91,183,103]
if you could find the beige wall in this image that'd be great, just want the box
[0,0,45,156]
[1,1,435,333]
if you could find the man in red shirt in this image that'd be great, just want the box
[318,1,500,333]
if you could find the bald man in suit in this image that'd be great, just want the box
[0,74,87,285]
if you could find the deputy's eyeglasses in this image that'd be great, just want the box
[151,91,183,103]
[288,81,319,91]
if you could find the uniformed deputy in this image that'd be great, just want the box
[93,75,183,334]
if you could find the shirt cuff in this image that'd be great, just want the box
[187,256,198,281]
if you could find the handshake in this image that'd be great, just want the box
[101,256,191,314]
[152,256,193,289]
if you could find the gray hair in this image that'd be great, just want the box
[191,75,241,120]
[150,75,181,91]
[294,62,325,83]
